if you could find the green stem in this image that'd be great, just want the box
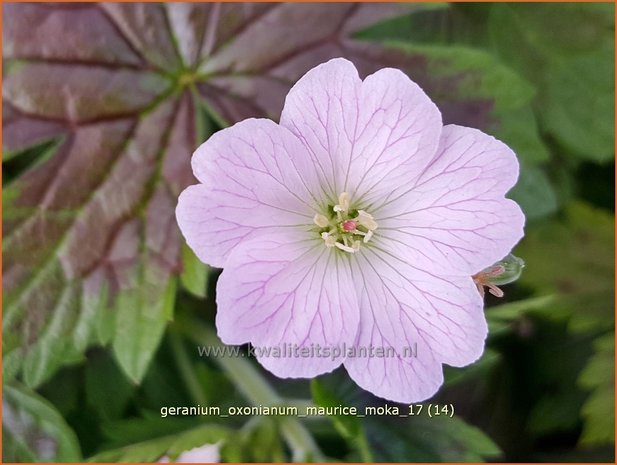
[356,429,374,463]
[178,318,324,462]
[486,294,556,321]
[169,328,208,407]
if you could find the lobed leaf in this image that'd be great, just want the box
[2,2,413,385]
[3,382,82,462]
[89,423,229,462]
[315,369,501,462]
[3,2,541,384]
[489,3,615,162]
[514,202,615,333]
[578,334,615,446]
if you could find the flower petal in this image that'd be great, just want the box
[376,124,525,276]
[279,58,361,200]
[176,118,323,268]
[216,232,360,378]
[174,443,220,463]
[344,246,486,403]
[280,58,441,203]
[351,67,442,205]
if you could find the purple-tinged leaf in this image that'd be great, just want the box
[2,2,506,385]
[3,383,82,462]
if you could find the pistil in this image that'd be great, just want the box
[313,192,378,254]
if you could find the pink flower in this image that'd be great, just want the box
[176,58,524,402]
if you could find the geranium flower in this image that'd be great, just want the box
[176,58,524,402]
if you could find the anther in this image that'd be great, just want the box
[335,242,355,253]
[321,232,336,248]
[333,192,350,213]
[314,214,329,228]
[356,210,378,231]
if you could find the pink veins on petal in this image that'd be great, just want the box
[176,58,525,403]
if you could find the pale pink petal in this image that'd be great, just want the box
[157,443,220,463]
[349,67,442,205]
[174,443,220,463]
[279,58,361,200]
[216,231,360,378]
[375,124,525,276]
[344,247,486,403]
[364,242,487,367]
[280,58,441,202]
[176,118,323,268]
[344,260,442,403]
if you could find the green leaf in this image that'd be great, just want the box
[378,3,614,163]
[489,4,614,63]
[180,243,209,298]
[507,164,558,221]
[444,348,501,387]
[489,3,615,162]
[489,202,614,440]
[100,413,197,450]
[2,1,479,388]
[113,276,177,383]
[90,423,229,463]
[18,281,87,388]
[85,350,135,422]
[578,334,615,445]
[3,382,82,462]
[385,42,549,166]
[523,323,596,437]
[315,370,501,462]
[220,419,285,463]
[356,4,489,47]
[515,201,614,333]
[486,295,561,326]
[165,426,226,461]
[541,43,615,162]
[367,414,501,462]
[311,378,361,439]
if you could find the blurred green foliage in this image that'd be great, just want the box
[3,383,82,462]
[3,2,614,463]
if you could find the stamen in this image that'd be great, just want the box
[483,265,505,278]
[321,232,336,248]
[314,192,378,254]
[338,192,350,212]
[335,242,355,253]
[473,264,508,298]
[356,210,378,231]
[487,284,504,298]
[314,214,329,228]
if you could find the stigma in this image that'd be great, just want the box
[313,192,378,254]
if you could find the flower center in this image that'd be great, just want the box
[313,192,378,254]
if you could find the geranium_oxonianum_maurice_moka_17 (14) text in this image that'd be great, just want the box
[176,57,525,403]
